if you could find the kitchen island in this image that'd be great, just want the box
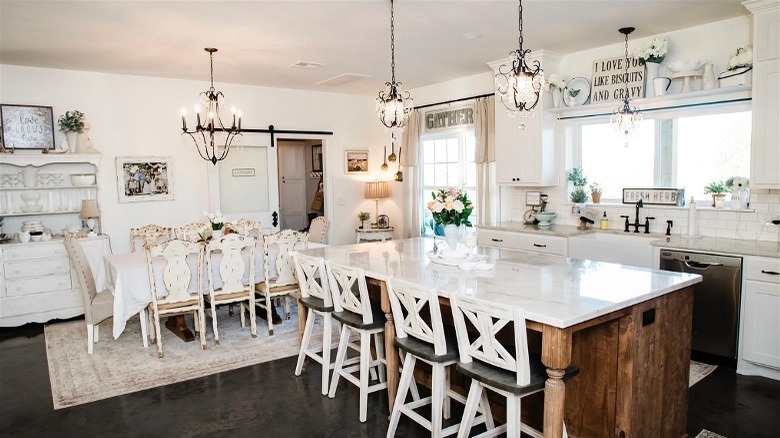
[299,238,702,437]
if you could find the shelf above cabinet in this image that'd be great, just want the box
[0,153,102,168]
[0,185,97,192]
[1,209,81,218]
[551,85,752,120]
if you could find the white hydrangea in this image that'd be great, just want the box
[728,46,753,71]
[546,74,567,91]
[634,36,668,64]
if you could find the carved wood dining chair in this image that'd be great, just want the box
[326,260,387,423]
[255,229,307,335]
[386,278,492,437]
[228,218,261,238]
[174,222,208,243]
[450,293,579,438]
[146,239,207,358]
[307,216,329,244]
[65,235,149,354]
[205,234,257,343]
[129,224,171,253]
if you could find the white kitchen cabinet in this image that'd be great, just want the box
[740,256,780,374]
[477,228,567,256]
[488,51,562,187]
[746,1,780,189]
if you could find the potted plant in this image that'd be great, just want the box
[203,210,226,239]
[358,212,371,230]
[589,183,603,204]
[57,110,85,153]
[546,74,567,108]
[704,181,728,208]
[568,168,589,204]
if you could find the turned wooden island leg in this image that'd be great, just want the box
[542,325,573,438]
[297,297,306,344]
[379,279,399,413]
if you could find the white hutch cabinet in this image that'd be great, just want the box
[746,0,780,189]
[0,153,104,326]
[488,51,562,186]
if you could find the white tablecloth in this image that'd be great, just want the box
[108,242,324,339]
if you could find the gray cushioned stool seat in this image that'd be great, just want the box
[332,303,386,330]
[457,355,579,396]
[394,328,459,363]
[299,296,333,312]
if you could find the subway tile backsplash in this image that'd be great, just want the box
[509,187,780,242]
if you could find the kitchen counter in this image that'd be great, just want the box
[651,235,780,258]
[478,221,584,237]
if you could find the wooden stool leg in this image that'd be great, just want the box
[320,313,332,396]
[431,363,445,438]
[457,380,483,438]
[386,354,416,438]
[295,309,316,376]
[359,331,370,422]
[328,325,351,398]
[506,395,522,437]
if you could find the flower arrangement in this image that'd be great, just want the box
[634,36,668,64]
[727,46,753,71]
[546,74,567,91]
[427,188,473,227]
[725,176,749,190]
[203,210,226,231]
[57,110,85,133]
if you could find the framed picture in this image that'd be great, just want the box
[0,104,56,150]
[377,214,390,229]
[311,144,323,172]
[345,150,369,174]
[115,156,174,203]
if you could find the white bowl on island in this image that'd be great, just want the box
[535,212,557,228]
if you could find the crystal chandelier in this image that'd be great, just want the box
[376,0,413,135]
[495,0,544,116]
[180,48,242,165]
[611,27,642,146]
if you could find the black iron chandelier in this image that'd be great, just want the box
[611,27,642,146]
[376,0,413,136]
[181,48,242,165]
[495,0,544,116]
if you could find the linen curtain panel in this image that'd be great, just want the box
[474,96,496,226]
[401,109,422,238]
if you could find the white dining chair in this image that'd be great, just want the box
[130,223,171,253]
[450,293,579,438]
[326,260,387,422]
[174,222,207,243]
[386,278,492,437]
[205,234,257,343]
[255,229,307,335]
[307,216,329,244]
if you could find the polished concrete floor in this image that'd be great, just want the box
[1,322,779,438]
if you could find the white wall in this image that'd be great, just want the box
[0,64,400,250]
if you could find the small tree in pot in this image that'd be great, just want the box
[568,168,589,204]
[589,183,603,204]
[704,181,728,208]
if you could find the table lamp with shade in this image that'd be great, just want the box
[80,199,100,236]
[364,181,389,227]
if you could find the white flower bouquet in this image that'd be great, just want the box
[546,74,567,91]
[203,210,226,231]
[727,46,753,71]
[427,188,473,227]
[634,36,668,64]
[725,176,749,190]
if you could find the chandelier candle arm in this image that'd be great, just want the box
[180,47,243,165]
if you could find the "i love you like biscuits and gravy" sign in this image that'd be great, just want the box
[591,56,645,104]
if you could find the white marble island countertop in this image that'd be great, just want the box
[300,238,702,329]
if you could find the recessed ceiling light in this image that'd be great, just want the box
[289,61,324,69]
[462,33,482,40]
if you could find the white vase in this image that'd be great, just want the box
[730,187,749,210]
[645,61,661,97]
[552,88,562,108]
[211,229,224,241]
[443,224,459,251]
[361,220,371,230]
[66,132,78,153]
[702,63,716,90]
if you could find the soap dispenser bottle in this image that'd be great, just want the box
[600,211,609,230]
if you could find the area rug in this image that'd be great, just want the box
[45,306,328,409]
[696,429,728,438]
[689,360,718,387]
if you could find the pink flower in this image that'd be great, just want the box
[452,200,465,213]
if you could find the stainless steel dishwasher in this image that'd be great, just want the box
[659,249,743,359]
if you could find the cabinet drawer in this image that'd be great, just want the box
[744,257,780,283]
[4,257,71,280]
[5,274,72,297]
[478,229,524,249]
[0,289,83,320]
[2,243,67,261]
[515,234,567,256]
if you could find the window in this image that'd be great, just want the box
[577,104,751,202]
[420,130,477,235]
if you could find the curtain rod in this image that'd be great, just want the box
[557,97,752,121]
[414,92,495,110]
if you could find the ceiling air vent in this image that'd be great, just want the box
[316,73,372,87]
[289,61,324,69]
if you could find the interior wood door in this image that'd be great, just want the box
[214,133,280,234]
[278,142,307,231]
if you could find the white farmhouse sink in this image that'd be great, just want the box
[568,232,656,268]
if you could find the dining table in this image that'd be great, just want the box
[298,237,702,438]
[107,240,324,340]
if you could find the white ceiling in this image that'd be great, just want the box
[0,1,748,96]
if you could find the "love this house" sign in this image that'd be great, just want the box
[591,56,645,104]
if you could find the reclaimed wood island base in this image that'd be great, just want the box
[299,239,700,438]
